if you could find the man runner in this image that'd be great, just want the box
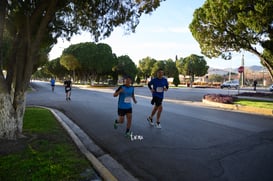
[147,69,169,129]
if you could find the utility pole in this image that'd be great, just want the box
[241,53,244,87]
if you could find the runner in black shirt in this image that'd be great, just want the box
[64,78,72,101]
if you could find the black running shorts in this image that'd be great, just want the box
[118,108,132,116]
[151,96,163,107]
[65,87,71,93]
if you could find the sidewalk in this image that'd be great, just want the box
[38,106,138,181]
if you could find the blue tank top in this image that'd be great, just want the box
[116,85,135,109]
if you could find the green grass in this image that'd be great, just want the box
[234,99,273,109]
[0,107,96,181]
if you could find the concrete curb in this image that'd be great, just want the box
[30,106,138,181]
[202,99,273,116]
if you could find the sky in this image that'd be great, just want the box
[49,0,262,69]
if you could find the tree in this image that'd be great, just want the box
[113,55,137,83]
[62,42,97,82]
[173,76,180,87]
[175,58,187,76]
[208,74,224,83]
[138,56,156,81]
[60,54,81,80]
[189,0,273,79]
[94,43,116,82]
[43,58,68,80]
[165,59,180,86]
[151,60,166,76]
[164,59,179,77]
[0,0,164,140]
[181,54,209,86]
[61,42,116,83]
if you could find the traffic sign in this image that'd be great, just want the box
[238,66,244,73]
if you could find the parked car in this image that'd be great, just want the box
[269,84,273,92]
[220,80,239,89]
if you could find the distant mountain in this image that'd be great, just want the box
[247,65,264,72]
[208,68,229,75]
[208,65,264,75]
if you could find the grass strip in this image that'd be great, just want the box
[0,107,97,181]
[235,99,273,109]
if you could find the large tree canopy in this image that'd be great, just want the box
[189,0,273,78]
[61,42,117,82]
[0,0,164,140]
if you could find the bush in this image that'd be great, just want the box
[173,76,180,87]
[203,94,237,104]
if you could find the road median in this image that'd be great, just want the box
[202,99,273,116]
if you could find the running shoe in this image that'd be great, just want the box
[155,123,162,129]
[114,120,118,129]
[124,131,132,138]
[147,117,154,126]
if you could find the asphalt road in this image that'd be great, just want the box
[27,81,273,181]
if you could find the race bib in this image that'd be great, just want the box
[124,97,131,103]
[156,87,164,92]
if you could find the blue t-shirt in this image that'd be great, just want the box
[148,77,169,98]
[116,85,135,109]
[50,79,55,86]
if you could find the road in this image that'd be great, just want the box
[27,81,273,181]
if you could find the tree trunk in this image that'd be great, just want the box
[0,92,25,140]
[0,1,58,140]
[0,0,7,68]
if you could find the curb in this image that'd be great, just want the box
[202,99,273,116]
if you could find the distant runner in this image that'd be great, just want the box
[50,77,55,92]
[64,78,72,101]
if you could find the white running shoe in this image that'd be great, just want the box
[155,123,161,129]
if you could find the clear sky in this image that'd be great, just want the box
[49,0,262,69]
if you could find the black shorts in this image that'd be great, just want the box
[65,87,71,93]
[118,108,132,116]
[151,96,163,107]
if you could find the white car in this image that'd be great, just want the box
[269,84,273,92]
[220,80,239,89]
